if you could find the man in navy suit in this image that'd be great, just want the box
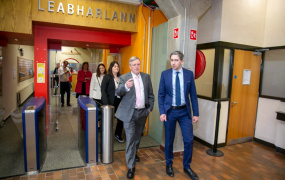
[158,51,199,180]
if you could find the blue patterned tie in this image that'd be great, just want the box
[176,72,181,106]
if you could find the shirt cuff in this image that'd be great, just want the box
[125,83,130,92]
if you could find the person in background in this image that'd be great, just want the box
[75,62,92,98]
[158,51,199,180]
[69,67,73,90]
[58,61,72,107]
[89,63,107,122]
[101,61,124,143]
[53,63,60,95]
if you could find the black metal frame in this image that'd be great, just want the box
[197,41,285,101]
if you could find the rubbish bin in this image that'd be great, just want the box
[101,105,114,164]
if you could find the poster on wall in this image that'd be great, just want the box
[18,57,34,82]
[37,63,45,83]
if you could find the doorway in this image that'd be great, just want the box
[227,49,262,145]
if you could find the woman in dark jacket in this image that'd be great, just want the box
[101,61,124,143]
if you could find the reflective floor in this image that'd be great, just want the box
[0,92,159,178]
[2,141,285,180]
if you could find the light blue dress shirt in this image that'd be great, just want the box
[172,68,185,106]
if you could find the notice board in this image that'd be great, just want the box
[18,57,34,82]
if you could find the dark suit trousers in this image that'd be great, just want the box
[123,109,148,169]
[164,107,193,168]
[60,81,70,105]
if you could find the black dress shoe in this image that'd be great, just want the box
[166,165,174,177]
[135,154,140,162]
[127,168,135,179]
[67,104,71,107]
[184,167,199,180]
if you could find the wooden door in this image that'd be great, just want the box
[227,50,261,145]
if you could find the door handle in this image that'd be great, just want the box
[231,101,238,107]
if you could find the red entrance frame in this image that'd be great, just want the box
[34,25,131,132]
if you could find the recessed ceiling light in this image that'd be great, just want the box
[86,44,89,47]
[15,39,18,41]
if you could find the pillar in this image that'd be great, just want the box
[155,0,212,153]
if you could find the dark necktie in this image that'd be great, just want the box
[176,72,181,106]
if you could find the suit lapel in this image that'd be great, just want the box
[167,69,173,96]
[183,68,187,96]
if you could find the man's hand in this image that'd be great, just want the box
[125,78,134,89]
[193,116,199,123]
[160,114,167,122]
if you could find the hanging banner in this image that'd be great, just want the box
[37,63,45,83]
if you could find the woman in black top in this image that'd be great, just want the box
[101,61,124,143]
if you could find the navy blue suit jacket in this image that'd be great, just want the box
[158,68,199,118]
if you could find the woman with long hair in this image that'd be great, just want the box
[101,61,124,143]
[89,63,107,122]
[75,62,92,98]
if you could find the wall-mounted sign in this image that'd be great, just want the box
[190,29,197,40]
[243,69,251,85]
[37,63,45,83]
[33,0,138,32]
[18,57,34,82]
[174,28,179,39]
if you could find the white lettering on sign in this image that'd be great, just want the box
[96,8,102,19]
[77,5,84,16]
[68,4,74,15]
[86,7,93,18]
[48,1,54,12]
[105,10,110,20]
[38,0,44,11]
[38,0,136,23]
[112,11,118,21]
[57,2,64,14]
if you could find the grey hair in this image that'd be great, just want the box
[129,56,140,65]
[170,51,184,60]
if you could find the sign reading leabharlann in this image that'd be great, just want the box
[33,0,138,32]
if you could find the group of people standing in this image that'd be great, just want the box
[54,51,200,180]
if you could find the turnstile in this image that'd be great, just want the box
[22,97,46,175]
[77,96,98,165]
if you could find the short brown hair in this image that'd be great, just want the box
[170,51,184,60]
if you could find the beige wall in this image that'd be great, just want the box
[264,0,285,47]
[50,47,92,71]
[220,0,267,46]
[197,0,222,44]
[2,44,34,119]
[198,0,285,47]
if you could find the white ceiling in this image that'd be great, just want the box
[106,0,142,5]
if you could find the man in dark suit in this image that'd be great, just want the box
[158,51,199,180]
[115,56,154,179]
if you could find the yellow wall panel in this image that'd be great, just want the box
[0,0,32,34]
[32,0,138,32]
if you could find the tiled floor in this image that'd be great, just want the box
[3,141,285,180]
